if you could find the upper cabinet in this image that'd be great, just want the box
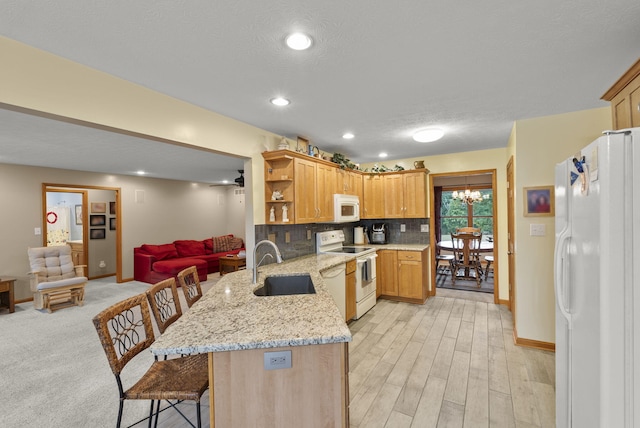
[602,58,640,130]
[381,170,429,219]
[263,150,336,224]
[362,174,385,219]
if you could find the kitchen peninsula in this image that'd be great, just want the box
[150,254,353,428]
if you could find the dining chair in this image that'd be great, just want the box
[177,266,203,308]
[456,227,481,234]
[450,232,483,286]
[484,255,494,280]
[146,277,182,334]
[436,253,455,275]
[92,293,208,428]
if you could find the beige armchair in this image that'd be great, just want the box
[27,245,87,313]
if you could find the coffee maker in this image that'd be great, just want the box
[370,223,388,244]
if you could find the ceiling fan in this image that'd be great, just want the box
[210,170,244,187]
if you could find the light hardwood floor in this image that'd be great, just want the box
[348,289,555,428]
[150,288,555,427]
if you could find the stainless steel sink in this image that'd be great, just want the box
[253,274,316,296]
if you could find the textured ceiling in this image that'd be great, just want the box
[1,0,639,182]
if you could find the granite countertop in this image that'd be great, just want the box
[150,253,353,356]
[357,243,429,251]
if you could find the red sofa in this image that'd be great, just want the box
[134,235,244,284]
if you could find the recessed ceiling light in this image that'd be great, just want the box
[270,97,290,106]
[222,180,229,184]
[342,133,355,139]
[413,128,445,143]
[379,152,388,158]
[286,33,312,50]
[136,170,146,175]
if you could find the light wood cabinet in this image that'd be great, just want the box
[68,241,85,266]
[377,250,398,296]
[345,259,357,321]
[263,153,295,225]
[383,171,428,219]
[362,174,385,219]
[377,248,429,304]
[263,151,336,224]
[602,58,640,129]
[336,169,363,199]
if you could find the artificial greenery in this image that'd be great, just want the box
[331,152,357,170]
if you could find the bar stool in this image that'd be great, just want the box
[436,254,455,275]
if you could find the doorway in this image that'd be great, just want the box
[429,170,499,303]
[43,183,122,281]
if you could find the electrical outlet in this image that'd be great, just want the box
[268,233,276,242]
[285,231,291,243]
[34,227,41,235]
[420,224,429,233]
[307,229,312,240]
[264,350,292,370]
[400,224,406,232]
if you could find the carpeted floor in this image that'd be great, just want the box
[0,275,219,428]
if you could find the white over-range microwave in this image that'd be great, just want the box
[332,194,360,223]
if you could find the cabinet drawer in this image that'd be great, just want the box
[398,251,421,261]
[0,282,9,293]
[346,259,357,274]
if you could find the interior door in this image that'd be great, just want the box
[507,157,516,315]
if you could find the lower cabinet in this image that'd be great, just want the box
[377,248,429,304]
[345,259,357,321]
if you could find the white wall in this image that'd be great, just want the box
[226,187,246,240]
[511,107,611,344]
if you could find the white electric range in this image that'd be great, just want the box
[316,230,377,319]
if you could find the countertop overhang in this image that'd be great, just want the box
[150,253,353,356]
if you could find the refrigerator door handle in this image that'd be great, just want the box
[554,229,572,330]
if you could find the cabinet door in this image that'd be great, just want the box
[377,250,398,296]
[383,174,404,218]
[316,163,335,222]
[335,169,346,194]
[398,251,423,300]
[349,171,363,201]
[345,272,356,321]
[403,172,427,218]
[631,84,640,127]
[294,158,317,223]
[362,174,385,219]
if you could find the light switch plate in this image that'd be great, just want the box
[34,227,41,235]
[268,233,276,242]
[530,224,546,236]
[420,224,429,233]
[285,231,291,243]
[400,224,406,232]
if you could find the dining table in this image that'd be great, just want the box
[437,239,494,281]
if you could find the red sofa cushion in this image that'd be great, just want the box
[174,240,206,257]
[140,243,178,261]
[153,258,207,275]
[202,238,213,254]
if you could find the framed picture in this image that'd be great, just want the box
[91,202,106,213]
[90,228,105,239]
[90,215,106,226]
[109,201,116,215]
[109,217,116,231]
[74,205,83,225]
[524,186,554,217]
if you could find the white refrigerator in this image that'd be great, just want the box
[554,128,640,427]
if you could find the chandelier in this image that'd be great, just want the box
[452,189,488,205]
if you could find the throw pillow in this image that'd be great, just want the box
[202,238,213,254]
[230,237,244,250]
[212,235,233,253]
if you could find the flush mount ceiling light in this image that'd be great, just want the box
[286,33,312,50]
[413,128,445,143]
[136,170,146,175]
[379,152,388,158]
[342,133,355,139]
[270,97,290,106]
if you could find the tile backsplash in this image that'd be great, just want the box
[254,218,429,264]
